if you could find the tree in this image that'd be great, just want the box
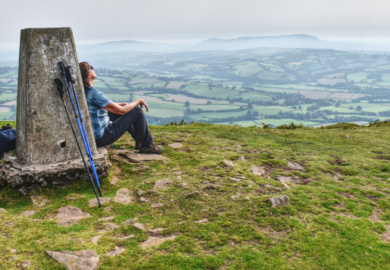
[184,101,190,108]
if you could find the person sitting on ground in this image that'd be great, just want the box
[79,62,162,154]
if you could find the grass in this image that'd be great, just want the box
[1,122,390,269]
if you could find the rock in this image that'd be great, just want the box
[269,195,290,207]
[275,175,291,189]
[137,190,145,196]
[148,190,158,194]
[204,184,218,190]
[110,176,120,185]
[229,177,242,182]
[98,216,114,221]
[30,196,49,208]
[132,165,149,171]
[124,218,138,224]
[223,160,235,168]
[104,223,119,231]
[22,260,31,268]
[178,183,188,188]
[251,166,267,177]
[139,197,149,203]
[231,193,242,200]
[106,246,125,257]
[10,248,17,254]
[195,219,209,224]
[237,156,245,161]
[89,197,111,207]
[91,236,101,245]
[140,236,177,249]
[287,161,305,171]
[115,234,135,241]
[21,210,36,217]
[133,223,146,231]
[66,194,86,200]
[153,178,173,190]
[151,203,164,209]
[46,250,99,270]
[55,206,92,227]
[149,228,165,236]
[114,188,133,205]
[111,150,167,163]
[0,208,8,214]
[186,191,201,198]
[168,143,183,149]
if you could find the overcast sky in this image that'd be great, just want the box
[1,0,390,50]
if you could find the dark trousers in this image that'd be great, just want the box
[95,106,153,147]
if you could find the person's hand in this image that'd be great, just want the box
[137,98,149,112]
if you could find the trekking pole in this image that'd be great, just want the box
[58,62,103,197]
[54,78,102,207]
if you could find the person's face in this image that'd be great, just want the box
[87,65,97,80]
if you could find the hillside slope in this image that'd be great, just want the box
[1,122,390,269]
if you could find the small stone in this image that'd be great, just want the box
[22,260,31,268]
[30,196,49,208]
[139,197,149,203]
[21,210,36,217]
[110,176,120,185]
[103,207,111,212]
[91,236,102,245]
[176,175,183,180]
[55,206,92,227]
[223,160,235,168]
[149,228,165,236]
[132,165,149,171]
[269,195,290,207]
[251,166,267,177]
[98,216,114,221]
[204,185,218,190]
[153,178,173,190]
[107,246,125,257]
[151,203,164,209]
[195,219,209,224]
[168,143,183,149]
[124,218,138,224]
[104,223,119,231]
[114,188,133,205]
[186,191,201,198]
[140,236,177,249]
[46,250,99,270]
[148,190,158,194]
[287,161,305,171]
[89,197,111,207]
[137,190,145,196]
[231,193,242,200]
[133,223,146,231]
[10,249,17,254]
[172,171,182,175]
[229,177,242,182]
[0,208,7,214]
[169,199,174,202]
[116,234,135,240]
[237,156,245,161]
[275,175,291,189]
[178,183,188,188]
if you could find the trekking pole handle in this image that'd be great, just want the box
[54,78,64,98]
[58,62,66,76]
[65,66,75,84]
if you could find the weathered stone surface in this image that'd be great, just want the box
[153,178,173,190]
[98,216,114,221]
[137,190,145,196]
[275,175,291,189]
[140,236,177,249]
[223,160,235,168]
[149,228,165,236]
[133,223,146,231]
[31,196,49,207]
[111,149,167,163]
[269,195,290,207]
[139,197,149,203]
[21,210,36,217]
[55,206,92,227]
[178,182,188,188]
[186,191,201,198]
[132,165,149,171]
[237,156,245,161]
[104,223,119,231]
[46,250,99,270]
[22,260,31,268]
[251,166,267,177]
[168,143,183,149]
[287,161,305,171]
[231,193,242,200]
[89,197,111,207]
[107,246,125,257]
[195,219,209,224]
[110,176,120,185]
[124,218,138,224]
[151,203,164,209]
[114,188,133,205]
[91,236,101,245]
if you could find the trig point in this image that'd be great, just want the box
[0,28,110,194]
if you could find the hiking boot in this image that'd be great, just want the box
[135,141,142,150]
[139,142,162,154]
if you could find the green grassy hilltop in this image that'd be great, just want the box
[1,121,390,269]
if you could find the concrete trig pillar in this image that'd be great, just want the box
[0,28,110,194]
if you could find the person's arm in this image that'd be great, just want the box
[103,98,149,115]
